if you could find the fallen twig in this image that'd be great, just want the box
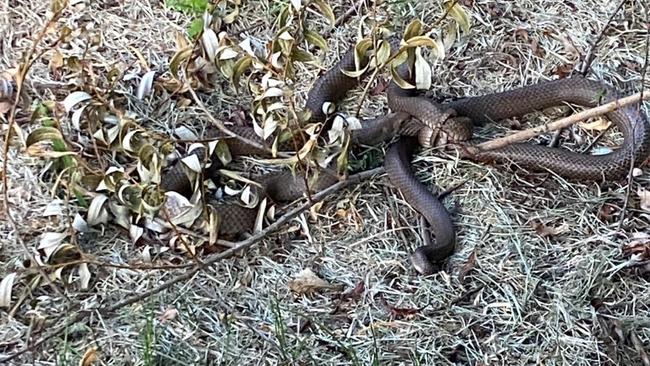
[471,90,650,152]
[579,0,628,76]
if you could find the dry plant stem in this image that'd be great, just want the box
[579,0,628,76]
[472,90,650,152]
[581,125,613,153]
[1,8,71,304]
[0,167,383,362]
[335,0,366,27]
[617,3,649,230]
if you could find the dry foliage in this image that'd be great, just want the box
[0,0,649,365]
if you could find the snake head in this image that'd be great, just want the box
[411,247,447,276]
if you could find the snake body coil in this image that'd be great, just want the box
[161,35,650,274]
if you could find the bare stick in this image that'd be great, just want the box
[0,167,383,362]
[618,2,649,230]
[334,0,365,27]
[580,0,628,76]
[470,91,650,153]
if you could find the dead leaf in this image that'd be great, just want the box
[0,273,17,308]
[49,50,64,74]
[159,307,178,322]
[559,33,580,61]
[513,28,529,41]
[339,280,365,301]
[79,346,99,366]
[530,38,544,57]
[378,295,422,320]
[554,63,574,78]
[458,250,477,281]
[579,117,611,131]
[0,101,11,114]
[288,268,336,294]
[597,203,619,222]
[78,263,91,290]
[622,232,650,259]
[630,331,650,366]
[531,220,569,238]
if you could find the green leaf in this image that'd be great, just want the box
[187,17,204,39]
[165,0,209,15]
[170,46,193,79]
[214,140,232,166]
[312,0,335,26]
[405,35,438,48]
[232,56,253,88]
[278,4,292,28]
[405,36,445,58]
[26,127,63,147]
[340,63,369,78]
[375,39,391,66]
[291,47,316,63]
[353,38,373,71]
[304,30,329,52]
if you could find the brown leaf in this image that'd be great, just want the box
[530,38,545,57]
[159,307,178,322]
[622,233,650,260]
[630,332,650,366]
[288,268,337,294]
[340,280,365,301]
[554,63,574,78]
[0,101,11,114]
[513,28,529,41]
[378,296,422,320]
[79,346,99,366]
[559,33,580,61]
[597,203,619,222]
[458,250,477,281]
[371,78,389,96]
[531,220,568,238]
[49,50,64,74]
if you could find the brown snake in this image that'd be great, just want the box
[161,35,650,275]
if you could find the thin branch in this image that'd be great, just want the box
[618,0,649,230]
[580,0,628,76]
[334,0,366,27]
[470,90,650,152]
[0,166,383,362]
[2,7,71,305]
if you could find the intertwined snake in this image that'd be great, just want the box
[160,34,650,275]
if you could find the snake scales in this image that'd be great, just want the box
[160,35,650,275]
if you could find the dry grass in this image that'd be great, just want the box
[1,0,650,365]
